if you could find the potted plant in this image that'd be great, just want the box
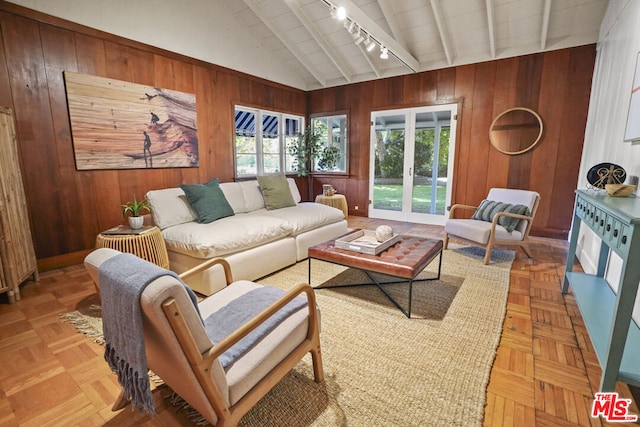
[288,125,322,177]
[121,195,150,229]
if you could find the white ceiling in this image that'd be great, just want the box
[8,0,608,91]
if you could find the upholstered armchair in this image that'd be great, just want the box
[443,188,540,264]
[84,248,323,427]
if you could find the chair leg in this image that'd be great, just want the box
[443,233,449,250]
[310,346,324,382]
[483,249,492,265]
[112,389,130,411]
[521,243,533,258]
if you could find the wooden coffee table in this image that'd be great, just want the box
[308,231,443,317]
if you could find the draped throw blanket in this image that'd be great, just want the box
[204,286,307,368]
[99,253,199,417]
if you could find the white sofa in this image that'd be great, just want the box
[145,178,348,295]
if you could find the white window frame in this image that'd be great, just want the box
[234,105,304,178]
[311,113,348,173]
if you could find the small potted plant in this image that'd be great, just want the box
[121,195,150,229]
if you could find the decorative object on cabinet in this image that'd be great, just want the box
[0,107,39,302]
[563,189,640,391]
[624,51,640,142]
[489,107,543,155]
[605,184,637,198]
[64,71,198,170]
[586,162,626,189]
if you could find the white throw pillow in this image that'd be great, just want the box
[145,187,197,229]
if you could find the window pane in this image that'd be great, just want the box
[235,109,257,176]
[285,117,300,173]
[263,154,280,174]
[312,114,347,173]
[234,106,303,177]
[236,154,257,176]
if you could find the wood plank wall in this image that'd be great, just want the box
[308,45,596,240]
[0,2,595,269]
[0,3,306,268]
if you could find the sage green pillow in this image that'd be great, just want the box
[180,178,234,224]
[257,174,296,210]
[471,199,530,232]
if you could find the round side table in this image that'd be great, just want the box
[95,226,170,269]
[315,194,348,218]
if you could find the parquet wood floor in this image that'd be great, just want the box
[0,217,637,426]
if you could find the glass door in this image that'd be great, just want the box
[369,104,457,225]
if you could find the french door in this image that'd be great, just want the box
[369,104,457,225]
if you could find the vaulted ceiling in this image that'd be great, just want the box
[222,0,608,90]
[7,0,608,91]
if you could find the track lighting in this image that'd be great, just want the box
[326,1,390,60]
[353,27,365,45]
[366,36,376,52]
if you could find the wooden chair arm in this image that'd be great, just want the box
[178,257,233,285]
[204,283,319,361]
[449,203,478,216]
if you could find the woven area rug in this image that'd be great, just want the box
[62,244,514,426]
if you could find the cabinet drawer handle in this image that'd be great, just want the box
[607,224,611,231]
[622,236,627,245]
[614,230,619,237]
[600,219,604,226]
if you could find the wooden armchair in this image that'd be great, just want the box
[443,188,540,264]
[84,248,323,426]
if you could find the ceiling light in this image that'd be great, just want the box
[366,36,376,52]
[336,6,346,21]
[380,46,388,59]
[347,21,355,33]
[353,27,364,45]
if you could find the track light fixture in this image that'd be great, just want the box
[353,27,365,45]
[324,0,390,60]
[366,36,376,52]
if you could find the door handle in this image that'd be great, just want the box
[409,167,412,176]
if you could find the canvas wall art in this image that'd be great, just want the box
[624,51,640,142]
[64,72,198,170]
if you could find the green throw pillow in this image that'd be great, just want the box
[180,178,234,224]
[471,199,530,233]
[257,174,296,210]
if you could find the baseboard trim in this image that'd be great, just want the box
[37,249,93,272]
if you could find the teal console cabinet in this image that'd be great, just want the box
[563,189,640,391]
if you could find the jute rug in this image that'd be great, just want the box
[62,244,514,426]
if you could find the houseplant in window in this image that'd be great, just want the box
[288,125,321,177]
[317,145,340,171]
[121,195,150,229]
[289,127,341,174]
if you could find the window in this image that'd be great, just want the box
[234,106,303,177]
[311,114,348,173]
